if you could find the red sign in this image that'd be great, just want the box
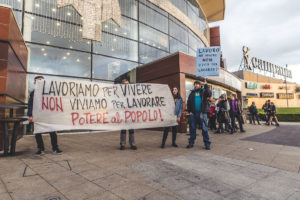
[263,85,270,89]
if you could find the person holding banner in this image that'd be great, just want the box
[28,76,62,156]
[186,80,212,150]
[161,87,183,148]
[120,79,137,150]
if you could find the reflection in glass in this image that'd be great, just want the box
[119,0,138,19]
[93,55,138,80]
[169,0,187,15]
[169,18,188,45]
[139,3,168,33]
[102,17,138,40]
[139,23,168,51]
[139,43,168,64]
[170,38,188,54]
[0,0,23,10]
[27,44,91,78]
[93,33,138,62]
[24,13,91,51]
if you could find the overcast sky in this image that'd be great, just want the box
[211,0,300,83]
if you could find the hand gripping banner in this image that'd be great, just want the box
[32,80,177,134]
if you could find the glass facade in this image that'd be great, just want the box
[0,0,208,100]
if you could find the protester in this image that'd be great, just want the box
[186,79,212,150]
[28,76,62,156]
[215,95,230,133]
[120,79,137,150]
[262,100,270,123]
[208,102,217,131]
[267,102,280,126]
[249,101,261,125]
[229,94,246,134]
[161,87,183,148]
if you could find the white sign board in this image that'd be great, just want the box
[196,47,221,77]
[33,80,177,133]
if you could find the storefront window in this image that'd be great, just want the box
[27,44,91,78]
[93,55,138,80]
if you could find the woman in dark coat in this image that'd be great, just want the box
[216,95,229,133]
[161,87,184,148]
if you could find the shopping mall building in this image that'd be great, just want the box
[1,0,240,134]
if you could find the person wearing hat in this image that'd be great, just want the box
[186,79,212,150]
[28,76,62,156]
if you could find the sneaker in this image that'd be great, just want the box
[186,144,193,149]
[205,146,211,150]
[161,144,165,149]
[52,149,62,154]
[276,124,280,127]
[172,143,178,147]
[130,145,137,150]
[34,150,44,156]
[120,146,125,150]
[240,129,246,133]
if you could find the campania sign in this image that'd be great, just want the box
[242,46,292,79]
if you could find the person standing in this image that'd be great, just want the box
[267,102,280,126]
[249,102,260,125]
[161,87,183,148]
[262,100,270,124]
[186,80,212,150]
[208,103,217,131]
[229,94,246,134]
[28,76,62,156]
[120,79,137,150]
[215,95,229,133]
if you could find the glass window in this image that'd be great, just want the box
[13,10,22,31]
[188,48,196,57]
[169,0,187,15]
[188,30,205,51]
[93,33,138,62]
[169,18,188,45]
[25,0,82,24]
[24,13,91,52]
[170,38,188,54]
[139,0,168,17]
[93,55,138,80]
[0,0,23,10]
[139,23,168,52]
[139,43,169,64]
[102,17,138,40]
[119,0,138,19]
[139,3,168,33]
[27,44,91,78]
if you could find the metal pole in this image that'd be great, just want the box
[285,64,288,108]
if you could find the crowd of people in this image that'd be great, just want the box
[29,77,282,155]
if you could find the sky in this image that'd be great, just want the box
[211,0,300,83]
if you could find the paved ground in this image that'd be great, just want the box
[1,123,300,200]
[243,125,300,147]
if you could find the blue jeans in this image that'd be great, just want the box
[189,112,210,147]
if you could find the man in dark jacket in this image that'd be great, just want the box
[229,94,245,134]
[249,101,260,125]
[28,76,62,156]
[186,80,212,150]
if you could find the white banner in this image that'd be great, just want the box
[33,80,177,134]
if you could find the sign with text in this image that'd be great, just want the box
[260,92,274,98]
[245,82,257,89]
[33,80,177,134]
[277,93,294,99]
[196,47,221,77]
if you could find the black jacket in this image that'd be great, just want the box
[249,105,258,114]
[229,99,241,115]
[217,100,228,123]
[27,90,34,117]
[187,84,212,114]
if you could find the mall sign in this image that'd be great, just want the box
[242,46,292,79]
